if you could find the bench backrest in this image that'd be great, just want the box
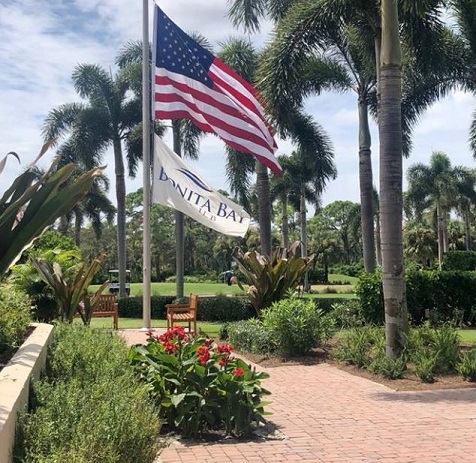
[189,294,198,313]
[95,294,117,313]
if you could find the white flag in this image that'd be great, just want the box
[152,135,250,237]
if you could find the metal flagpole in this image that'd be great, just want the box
[142,0,151,329]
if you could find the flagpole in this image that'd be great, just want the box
[142,0,151,329]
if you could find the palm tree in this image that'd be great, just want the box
[217,38,274,255]
[454,168,476,250]
[54,142,116,246]
[379,0,407,357]
[270,155,295,249]
[407,151,462,266]
[43,63,144,297]
[285,144,337,290]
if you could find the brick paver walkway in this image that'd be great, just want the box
[121,329,476,463]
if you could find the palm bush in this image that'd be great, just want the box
[233,241,313,316]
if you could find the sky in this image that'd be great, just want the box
[1,0,475,211]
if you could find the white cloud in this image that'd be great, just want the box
[1,0,475,215]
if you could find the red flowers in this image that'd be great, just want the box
[159,326,187,343]
[216,344,234,355]
[232,367,244,377]
[197,345,211,366]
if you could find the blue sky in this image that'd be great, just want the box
[1,0,475,210]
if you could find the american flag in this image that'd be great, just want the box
[153,5,281,176]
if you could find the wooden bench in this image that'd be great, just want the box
[78,294,119,330]
[165,294,198,335]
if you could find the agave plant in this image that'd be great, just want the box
[31,252,109,322]
[0,144,103,279]
[233,241,314,317]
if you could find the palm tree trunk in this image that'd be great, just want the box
[281,195,289,249]
[375,212,383,266]
[358,97,376,272]
[436,201,444,267]
[74,212,82,247]
[300,189,310,292]
[443,211,449,254]
[173,121,185,299]
[465,211,472,250]
[113,136,128,298]
[379,0,408,359]
[58,215,69,236]
[256,161,272,256]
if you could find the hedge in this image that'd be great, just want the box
[442,251,476,271]
[118,295,255,322]
[357,270,476,325]
[15,324,161,463]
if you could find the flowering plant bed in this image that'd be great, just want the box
[129,326,271,438]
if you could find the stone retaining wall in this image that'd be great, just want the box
[0,323,54,463]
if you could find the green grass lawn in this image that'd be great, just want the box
[88,317,223,338]
[328,274,359,285]
[91,282,246,297]
[91,273,357,297]
[307,292,357,299]
[458,329,476,344]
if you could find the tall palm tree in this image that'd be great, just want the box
[454,168,476,250]
[407,151,462,266]
[247,0,453,273]
[270,155,295,248]
[55,142,116,246]
[217,38,274,255]
[43,63,143,297]
[285,144,337,290]
[379,0,407,357]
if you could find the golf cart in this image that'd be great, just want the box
[108,269,131,296]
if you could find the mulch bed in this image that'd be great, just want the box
[241,343,476,392]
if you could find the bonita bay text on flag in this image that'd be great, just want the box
[152,135,251,237]
[153,4,282,176]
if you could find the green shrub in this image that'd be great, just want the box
[457,345,476,382]
[313,297,356,314]
[332,300,364,328]
[358,270,476,325]
[118,295,254,322]
[442,251,476,271]
[307,266,328,284]
[262,298,334,356]
[129,327,270,438]
[0,285,32,353]
[413,353,436,383]
[15,324,161,463]
[405,324,460,375]
[118,295,175,318]
[333,327,384,368]
[225,319,275,355]
[330,263,364,278]
[197,296,255,322]
[355,272,384,324]
[368,356,406,380]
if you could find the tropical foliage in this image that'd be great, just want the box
[233,241,314,316]
[31,252,109,322]
[129,326,270,438]
[0,147,102,280]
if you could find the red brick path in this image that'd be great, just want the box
[120,329,476,463]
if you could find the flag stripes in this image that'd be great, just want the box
[153,5,281,175]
